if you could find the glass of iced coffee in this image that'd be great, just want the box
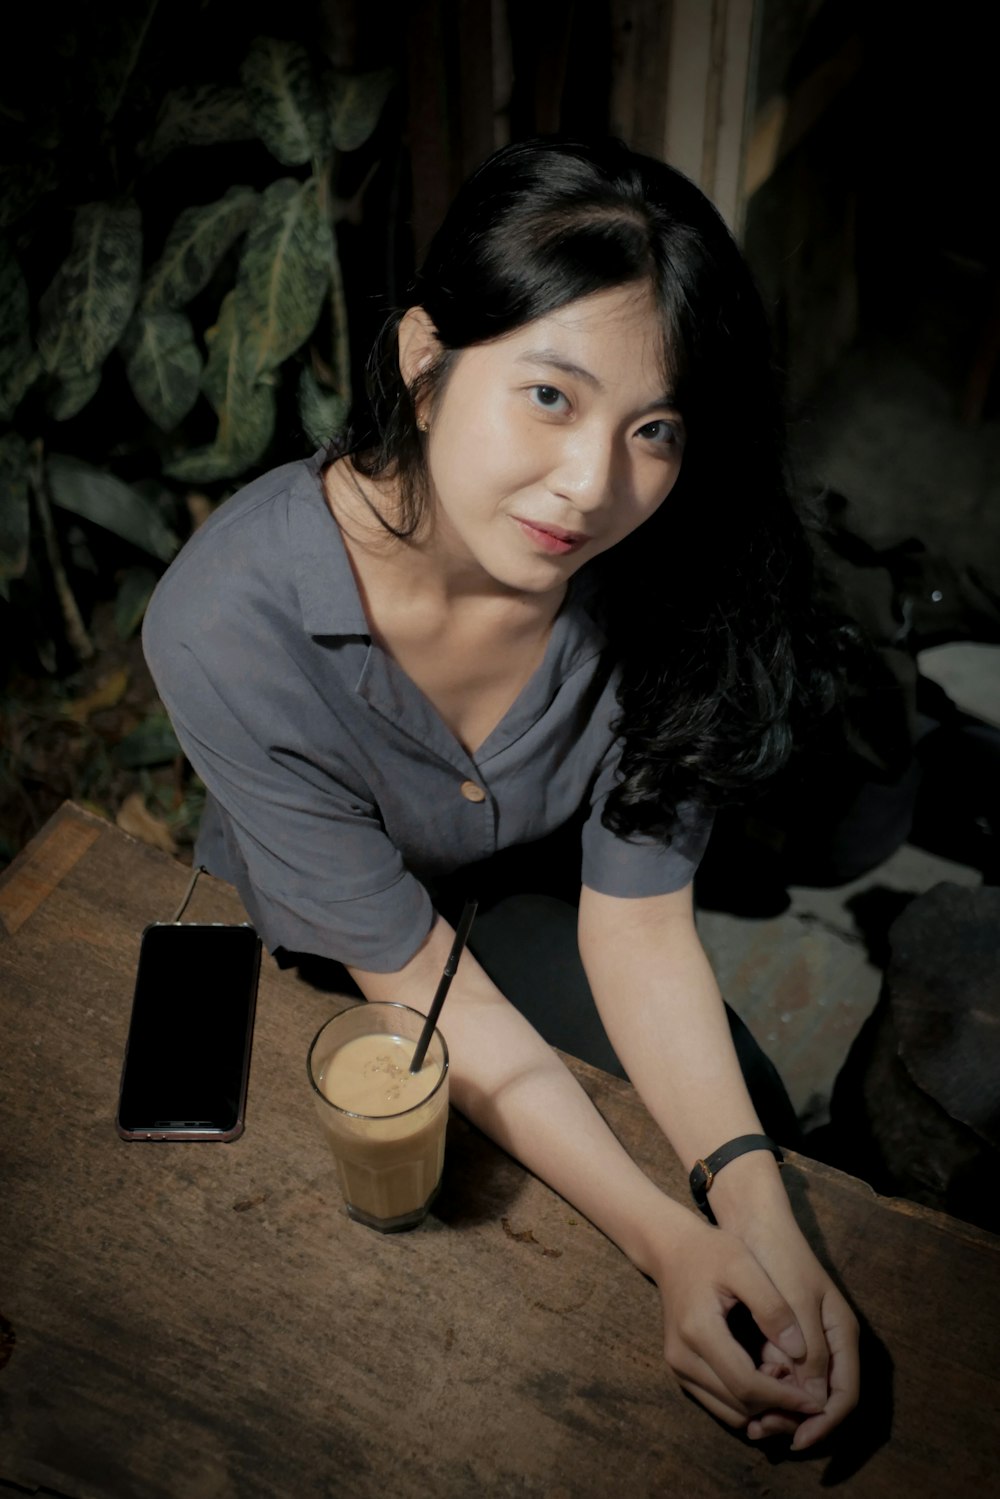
[307,1003,450,1232]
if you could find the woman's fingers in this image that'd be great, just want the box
[758,1288,860,1450]
[746,1360,801,1440]
[721,1250,814,1371]
[747,1411,800,1440]
[677,1353,800,1431]
[789,1296,861,1450]
[678,1377,747,1430]
[683,1359,802,1442]
[786,1298,830,1411]
[678,1313,823,1421]
[789,1366,857,1451]
[759,1341,788,1367]
[716,1348,821,1419]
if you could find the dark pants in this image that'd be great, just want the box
[285,826,802,1149]
[463,890,802,1148]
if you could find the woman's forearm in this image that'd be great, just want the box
[348,915,698,1274]
[577,882,793,1230]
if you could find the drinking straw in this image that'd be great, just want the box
[409,898,478,1073]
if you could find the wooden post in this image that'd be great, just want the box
[610,0,757,234]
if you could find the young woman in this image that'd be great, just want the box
[144,136,859,1448]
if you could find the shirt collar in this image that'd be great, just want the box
[291,449,370,637]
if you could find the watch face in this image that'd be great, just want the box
[689,1160,711,1200]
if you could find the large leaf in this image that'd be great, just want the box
[164,442,261,485]
[298,365,348,446]
[122,309,202,430]
[142,187,257,312]
[37,202,142,375]
[237,177,329,378]
[0,431,31,600]
[164,291,275,483]
[0,159,58,230]
[144,84,255,159]
[241,38,329,166]
[201,292,248,416]
[0,236,34,420]
[2,353,42,424]
[327,68,396,153]
[47,454,179,561]
[114,565,157,639]
[46,353,102,421]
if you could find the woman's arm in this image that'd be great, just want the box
[348,917,826,1433]
[577,881,860,1448]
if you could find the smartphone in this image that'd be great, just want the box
[117,922,261,1142]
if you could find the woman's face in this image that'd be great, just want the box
[407,282,685,596]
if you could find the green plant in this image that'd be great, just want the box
[1,2,395,670]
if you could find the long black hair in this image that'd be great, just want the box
[338,136,834,840]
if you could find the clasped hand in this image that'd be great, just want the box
[657,1219,859,1450]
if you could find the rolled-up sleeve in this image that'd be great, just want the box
[143,621,434,973]
[580,738,714,897]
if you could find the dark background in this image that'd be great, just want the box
[2,0,997,866]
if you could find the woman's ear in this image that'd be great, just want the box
[397,306,441,390]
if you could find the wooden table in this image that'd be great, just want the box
[1,803,998,1498]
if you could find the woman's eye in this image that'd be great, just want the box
[529,385,568,412]
[637,419,679,446]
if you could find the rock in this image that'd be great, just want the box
[827,882,1000,1231]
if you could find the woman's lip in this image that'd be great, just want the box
[513,518,589,554]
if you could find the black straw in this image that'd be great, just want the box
[409,899,478,1073]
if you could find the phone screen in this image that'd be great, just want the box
[117,923,261,1140]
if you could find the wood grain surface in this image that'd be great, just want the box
[1,803,998,1499]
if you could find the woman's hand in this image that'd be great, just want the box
[733,1219,860,1449]
[653,1220,833,1434]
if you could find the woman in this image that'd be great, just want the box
[144,136,859,1448]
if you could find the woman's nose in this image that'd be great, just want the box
[548,429,619,511]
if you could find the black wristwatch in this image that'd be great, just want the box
[689,1134,784,1222]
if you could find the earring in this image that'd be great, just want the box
[416,416,428,433]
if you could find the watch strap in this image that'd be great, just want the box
[689,1134,783,1221]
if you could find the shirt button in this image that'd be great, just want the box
[459,780,487,803]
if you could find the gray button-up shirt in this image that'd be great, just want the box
[143,451,710,971]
